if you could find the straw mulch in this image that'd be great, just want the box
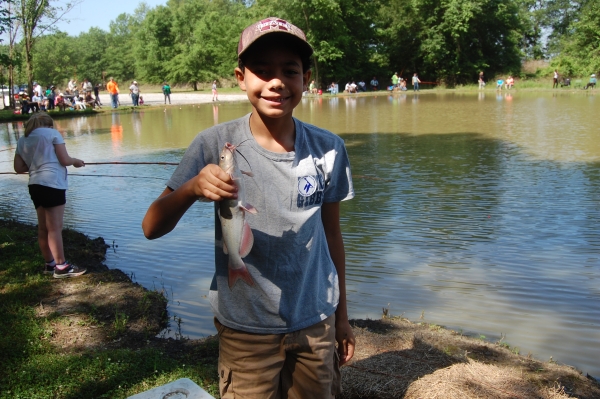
[339,318,600,399]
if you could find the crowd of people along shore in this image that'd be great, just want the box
[308,69,597,95]
[14,78,176,114]
[309,72,423,95]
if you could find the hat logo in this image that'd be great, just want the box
[257,18,292,33]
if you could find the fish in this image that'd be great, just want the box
[218,142,258,288]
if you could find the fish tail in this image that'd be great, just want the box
[228,262,254,288]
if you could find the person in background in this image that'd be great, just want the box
[67,78,77,95]
[129,80,140,106]
[358,80,366,92]
[162,81,171,104]
[84,91,96,108]
[33,82,43,98]
[309,80,317,94]
[46,86,56,110]
[553,69,559,88]
[106,77,119,109]
[505,76,514,90]
[496,77,504,90]
[391,72,399,89]
[212,80,219,101]
[81,78,93,93]
[370,76,379,91]
[584,74,596,90]
[412,73,421,91]
[93,83,102,106]
[327,81,338,95]
[32,92,44,111]
[55,92,66,111]
[478,71,485,89]
[13,113,87,278]
[73,96,86,110]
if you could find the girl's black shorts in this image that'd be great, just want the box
[28,184,66,209]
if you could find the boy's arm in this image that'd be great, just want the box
[321,201,355,366]
[142,164,237,240]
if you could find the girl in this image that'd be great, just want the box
[13,113,87,278]
[211,80,218,101]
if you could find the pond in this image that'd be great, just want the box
[1,91,599,378]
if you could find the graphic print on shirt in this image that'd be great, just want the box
[297,174,325,208]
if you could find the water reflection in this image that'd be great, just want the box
[213,104,219,126]
[0,92,598,377]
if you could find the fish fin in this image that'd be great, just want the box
[228,263,254,288]
[239,221,254,258]
[222,240,229,255]
[240,203,258,214]
[241,170,254,177]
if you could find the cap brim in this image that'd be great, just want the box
[239,31,313,60]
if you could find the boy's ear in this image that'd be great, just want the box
[303,70,312,91]
[235,67,246,91]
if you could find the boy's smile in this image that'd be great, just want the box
[236,44,311,121]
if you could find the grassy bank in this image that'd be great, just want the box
[1,219,599,398]
[0,219,219,399]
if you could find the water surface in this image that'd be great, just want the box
[1,92,598,377]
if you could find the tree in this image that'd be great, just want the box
[551,0,600,76]
[0,0,21,108]
[15,0,81,95]
[134,5,175,83]
[250,0,378,88]
[378,0,525,86]
[31,31,76,85]
[165,0,247,89]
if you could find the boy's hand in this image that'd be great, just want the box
[195,164,237,201]
[73,159,85,168]
[335,318,355,366]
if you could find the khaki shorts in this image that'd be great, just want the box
[215,315,341,399]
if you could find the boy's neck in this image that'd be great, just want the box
[249,112,296,153]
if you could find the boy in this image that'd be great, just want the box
[142,17,355,398]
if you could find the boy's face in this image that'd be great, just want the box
[235,42,311,121]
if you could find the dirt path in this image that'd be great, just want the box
[98,92,247,107]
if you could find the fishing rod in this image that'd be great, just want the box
[0,148,15,153]
[85,161,179,166]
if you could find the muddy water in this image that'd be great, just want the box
[1,92,598,377]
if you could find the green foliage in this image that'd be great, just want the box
[551,0,600,77]
[0,220,219,398]
[379,0,524,86]
[10,0,597,90]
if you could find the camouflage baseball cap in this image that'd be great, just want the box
[238,17,313,59]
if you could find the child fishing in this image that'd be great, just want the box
[143,17,355,398]
[13,113,87,279]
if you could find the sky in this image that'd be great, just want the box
[53,0,167,36]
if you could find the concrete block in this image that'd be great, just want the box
[127,378,215,399]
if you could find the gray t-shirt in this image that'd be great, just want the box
[167,114,354,334]
[16,127,68,189]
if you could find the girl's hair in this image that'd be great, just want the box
[24,112,54,137]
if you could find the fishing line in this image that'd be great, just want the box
[0,172,165,179]
[234,149,253,173]
[0,148,15,153]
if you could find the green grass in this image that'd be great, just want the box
[0,222,219,399]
